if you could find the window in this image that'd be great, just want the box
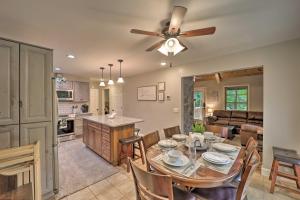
[194,90,204,120]
[225,86,248,111]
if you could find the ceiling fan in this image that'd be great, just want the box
[130,6,216,56]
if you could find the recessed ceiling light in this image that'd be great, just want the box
[55,67,61,71]
[160,61,167,66]
[67,54,75,59]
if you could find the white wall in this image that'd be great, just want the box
[195,74,263,111]
[123,38,300,172]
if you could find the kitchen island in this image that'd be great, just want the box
[82,115,143,165]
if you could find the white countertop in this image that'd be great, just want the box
[82,115,144,127]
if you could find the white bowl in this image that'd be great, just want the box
[167,150,183,162]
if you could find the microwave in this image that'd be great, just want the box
[57,90,73,101]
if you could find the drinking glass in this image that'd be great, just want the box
[189,140,197,168]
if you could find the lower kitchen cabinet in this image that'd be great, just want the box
[20,122,54,199]
[0,125,19,149]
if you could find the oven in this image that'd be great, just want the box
[57,118,74,136]
[57,90,73,101]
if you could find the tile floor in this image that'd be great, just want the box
[57,158,300,200]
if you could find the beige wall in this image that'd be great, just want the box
[195,74,263,112]
[123,38,300,173]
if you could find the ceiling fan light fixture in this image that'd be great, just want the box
[158,38,184,56]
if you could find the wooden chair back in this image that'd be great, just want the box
[142,131,160,171]
[244,137,258,168]
[237,149,260,200]
[129,159,174,200]
[0,142,42,200]
[163,126,181,139]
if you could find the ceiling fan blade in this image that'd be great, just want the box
[146,40,165,51]
[180,27,216,37]
[168,6,187,34]
[130,29,162,37]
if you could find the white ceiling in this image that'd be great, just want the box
[1,0,300,79]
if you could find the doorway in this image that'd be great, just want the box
[103,89,110,114]
[194,88,206,121]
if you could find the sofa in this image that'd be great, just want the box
[240,124,263,157]
[207,110,263,129]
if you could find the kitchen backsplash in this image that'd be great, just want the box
[58,102,89,115]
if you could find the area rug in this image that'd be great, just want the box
[57,139,119,199]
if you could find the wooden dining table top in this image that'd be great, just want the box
[146,139,245,188]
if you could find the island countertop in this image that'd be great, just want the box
[82,115,143,127]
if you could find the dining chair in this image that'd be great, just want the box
[0,141,42,200]
[142,130,160,171]
[163,126,181,139]
[129,158,199,200]
[244,137,258,168]
[193,149,261,200]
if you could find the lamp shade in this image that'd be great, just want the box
[99,81,105,87]
[108,79,114,85]
[117,77,124,83]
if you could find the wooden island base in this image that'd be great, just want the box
[82,116,143,166]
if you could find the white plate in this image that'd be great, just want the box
[172,134,187,141]
[202,152,231,165]
[212,143,238,153]
[158,140,178,148]
[162,154,189,167]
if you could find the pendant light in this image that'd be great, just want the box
[107,64,114,85]
[99,67,105,87]
[117,59,124,83]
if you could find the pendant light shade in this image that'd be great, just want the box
[99,67,105,87]
[108,64,114,85]
[117,59,124,83]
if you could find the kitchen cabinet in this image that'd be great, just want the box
[74,81,89,102]
[0,38,55,199]
[0,125,19,149]
[20,122,53,199]
[20,44,52,123]
[83,118,135,165]
[74,114,92,136]
[56,80,73,90]
[0,40,19,126]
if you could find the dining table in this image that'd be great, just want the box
[146,135,245,188]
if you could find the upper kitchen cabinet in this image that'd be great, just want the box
[20,44,53,123]
[0,39,19,126]
[74,81,89,102]
[56,80,73,90]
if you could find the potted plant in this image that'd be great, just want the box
[192,123,205,134]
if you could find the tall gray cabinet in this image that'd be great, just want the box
[0,38,55,199]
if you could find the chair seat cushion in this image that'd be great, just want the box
[119,136,142,144]
[173,186,197,200]
[193,186,237,200]
[273,146,300,165]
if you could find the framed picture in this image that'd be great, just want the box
[158,82,165,91]
[137,85,157,101]
[158,92,165,101]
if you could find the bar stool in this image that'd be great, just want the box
[119,134,144,172]
[133,128,141,159]
[269,146,300,194]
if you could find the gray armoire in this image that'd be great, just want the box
[0,38,57,199]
